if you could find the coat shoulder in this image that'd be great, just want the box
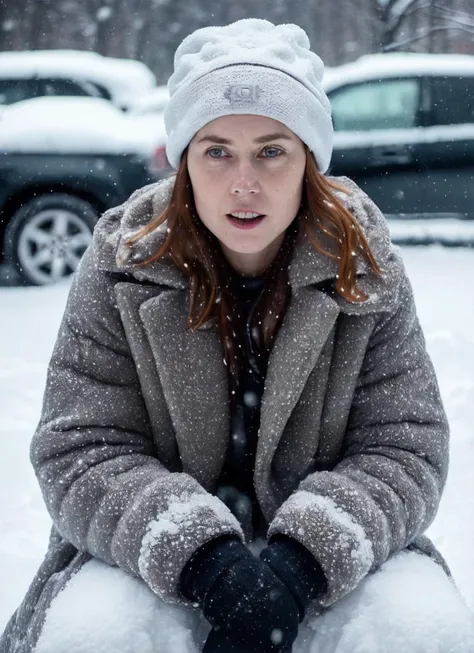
[327,175,393,254]
[92,177,175,274]
[325,175,408,316]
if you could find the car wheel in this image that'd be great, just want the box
[4,194,98,285]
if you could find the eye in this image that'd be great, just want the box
[206,147,227,159]
[262,147,283,158]
[204,146,283,159]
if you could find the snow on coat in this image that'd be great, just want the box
[0,176,450,652]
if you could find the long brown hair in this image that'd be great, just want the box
[125,148,381,399]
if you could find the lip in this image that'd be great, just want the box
[228,209,265,216]
[226,213,267,230]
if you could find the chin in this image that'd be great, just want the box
[225,242,268,255]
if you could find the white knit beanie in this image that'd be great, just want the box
[164,18,333,173]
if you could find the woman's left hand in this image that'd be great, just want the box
[260,536,327,620]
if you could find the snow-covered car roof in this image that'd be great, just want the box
[323,52,474,91]
[0,96,162,156]
[0,50,157,109]
[128,85,170,115]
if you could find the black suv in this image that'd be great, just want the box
[0,143,153,285]
[324,53,474,234]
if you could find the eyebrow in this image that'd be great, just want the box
[196,132,293,145]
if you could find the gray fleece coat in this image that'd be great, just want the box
[1,176,450,652]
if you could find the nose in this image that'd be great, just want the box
[230,162,260,196]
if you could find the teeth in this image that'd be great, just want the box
[229,212,262,220]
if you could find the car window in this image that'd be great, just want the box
[0,79,41,105]
[431,76,474,125]
[40,78,91,98]
[87,82,113,101]
[329,79,421,131]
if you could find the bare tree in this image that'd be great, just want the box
[0,0,472,80]
[339,0,473,53]
[377,0,474,52]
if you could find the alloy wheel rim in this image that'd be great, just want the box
[17,208,92,284]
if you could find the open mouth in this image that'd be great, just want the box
[226,212,266,229]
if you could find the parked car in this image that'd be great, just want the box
[127,85,170,176]
[146,53,474,244]
[323,53,474,234]
[0,50,157,111]
[0,96,159,285]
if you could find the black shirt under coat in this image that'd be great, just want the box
[216,273,268,539]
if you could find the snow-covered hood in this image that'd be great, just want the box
[0,96,160,156]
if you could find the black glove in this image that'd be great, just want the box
[203,629,255,653]
[260,535,327,621]
[180,536,299,652]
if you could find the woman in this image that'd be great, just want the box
[2,18,473,653]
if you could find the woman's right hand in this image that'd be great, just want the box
[181,537,299,652]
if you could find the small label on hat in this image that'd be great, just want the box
[224,85,263,104]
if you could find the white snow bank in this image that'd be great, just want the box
[302,550,474,652]
[388,219,474,244]
[33,549,474,652]
[34,558,208,653]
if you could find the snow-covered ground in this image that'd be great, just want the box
[0,245,473,636]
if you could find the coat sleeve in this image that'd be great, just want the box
[268,267,449,608]
[30,240,243,605]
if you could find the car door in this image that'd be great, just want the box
[417,74,474,220]
[327,77,427,217]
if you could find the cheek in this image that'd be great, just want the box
[270,157,304,185]
[189,170,211,211]
[189,164,221,197]
[190,181,223,231]
[198,185,220,205]
[271,168,304,208]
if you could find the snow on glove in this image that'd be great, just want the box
[180,536,299,652]
[260,535,327,620]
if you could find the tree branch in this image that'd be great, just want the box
[402,0,433,20]
[385,0,421,34]
[384,24,474,51]
[337,0,379,27]
[348,0,422,31]
[432,4,474,29]
[380,0,433,47]
[433,4,474,24]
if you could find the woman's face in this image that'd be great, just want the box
[187,114,306,276]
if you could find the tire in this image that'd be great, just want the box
[4,193,98,285]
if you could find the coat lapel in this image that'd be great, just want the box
[114,282,180,471]
[99,174,405,510]
[138,289,229,490]
[255,286,340,518]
